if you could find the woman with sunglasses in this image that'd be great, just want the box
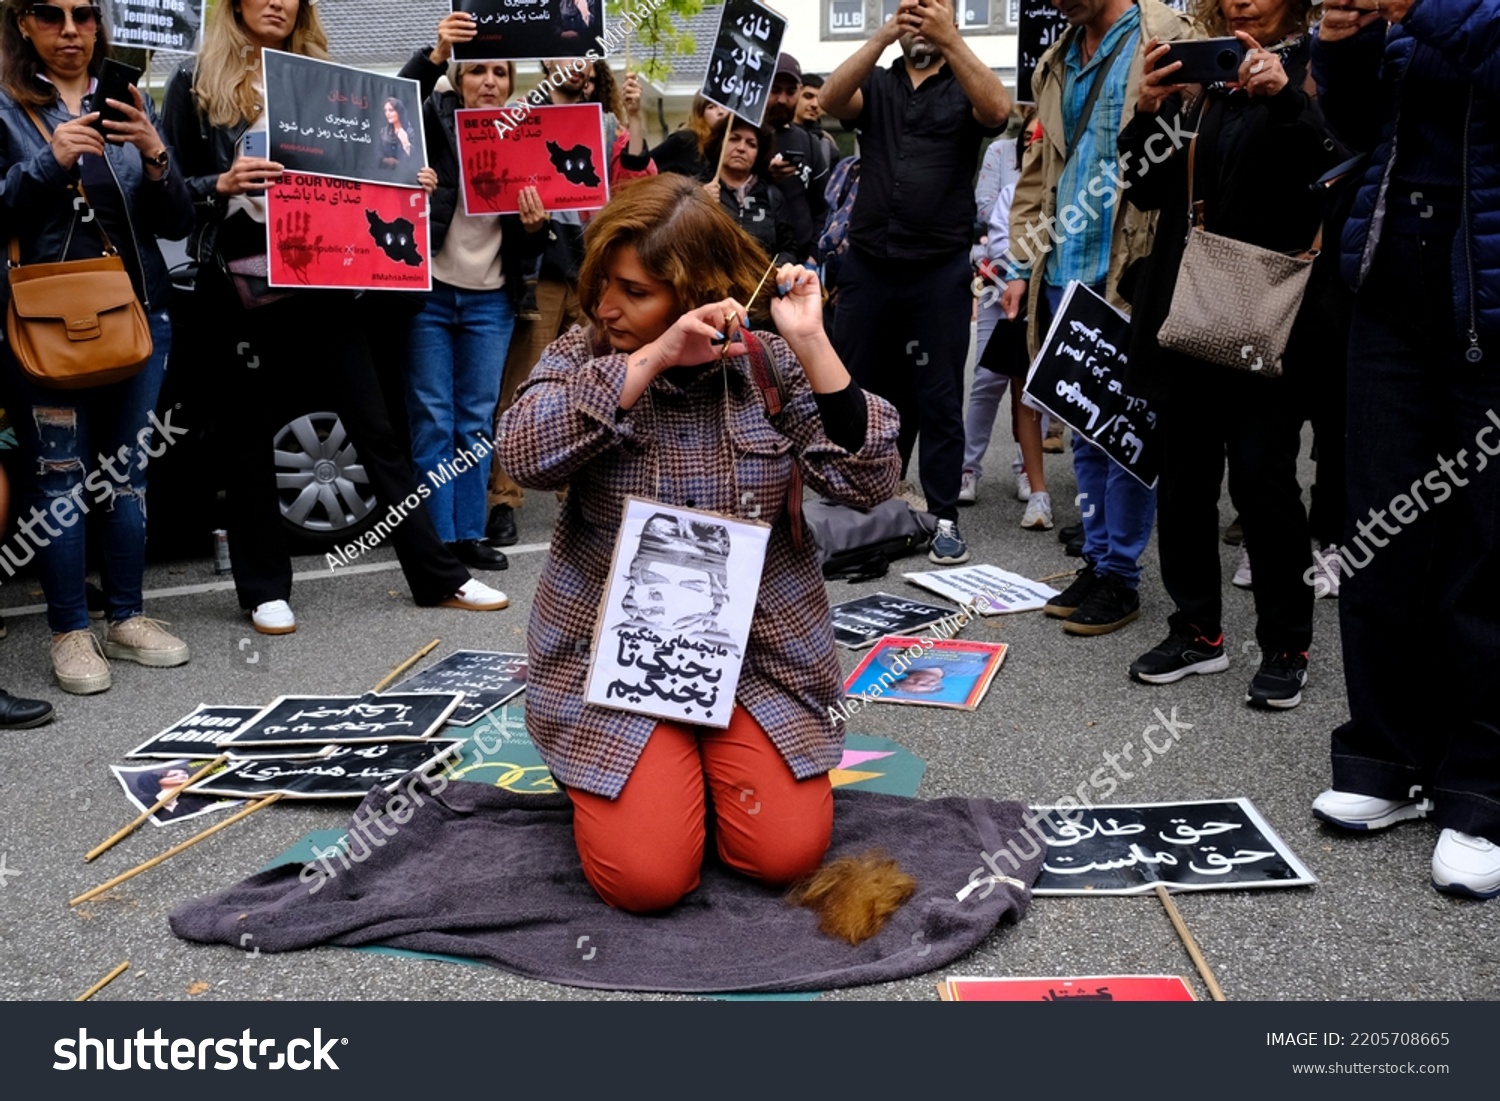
[0,0,194,694]
[160,0,509,635]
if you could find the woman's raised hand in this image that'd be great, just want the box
[215,155,284,195]
[1136,37,1185,115]
[648,298,750,369]
[517,185,549,231]
[769,264,825,343]
[1235,33,1288,98]
[432,11,478,64]
[49,114,106,171]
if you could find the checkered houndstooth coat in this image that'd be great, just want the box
[496,326,900,798]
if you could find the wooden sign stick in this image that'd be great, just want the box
[75,960,129,1002]
[1154,883,1227,1002]
[68,795,284,909]
[624,1,634,73]
[371,638,440,693]
[84,753,230,863]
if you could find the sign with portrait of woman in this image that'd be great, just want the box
[452,0,608,61]
[585,498,770,727]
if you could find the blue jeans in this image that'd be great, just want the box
[405,281,514,543]
[1043,282,1156,587]
[3,309,173,632]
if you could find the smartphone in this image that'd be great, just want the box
[1163,37,1248,86]
[241,131,269,160]
[90,58,143,134]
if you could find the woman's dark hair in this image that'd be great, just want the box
[383,97,410,129]
[704,116,775,181]
[589,58,623,123]
[0,0,110,108]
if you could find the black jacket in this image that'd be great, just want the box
[1119,39,1349,391]
[0,85,193,312]
[397,50,544,299]
[160,61,253,272]
[717,175,798,267]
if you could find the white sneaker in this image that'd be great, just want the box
[442,578,509,611]
[1311,545,1344,598]
[1232,548,1253,589]
[1432,829,1500,899]
[1016,471,1032,502]
[251,600,297,635]
[1312,789,1429,832]
[958,470,979,505]
[1020,490,1054,530]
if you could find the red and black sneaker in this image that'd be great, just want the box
[1129,628,1230,684]
[1247,650,1309,710]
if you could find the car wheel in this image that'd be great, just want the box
[273,412,378,548]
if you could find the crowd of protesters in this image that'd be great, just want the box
[0,0,1495,900]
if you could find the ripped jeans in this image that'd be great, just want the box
[3,310,172,633]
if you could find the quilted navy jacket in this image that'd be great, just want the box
[1312,0,1500,360]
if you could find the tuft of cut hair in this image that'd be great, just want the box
[787,850,917,946]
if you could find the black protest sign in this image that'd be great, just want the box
[218,693,462,748]
[453,0,607,62]
[392,649,528,726]
[1030,798,1317,895]
[108,0,204,53]
[263,51,427,188]
[1017,1,1068,103]
[193,741,464,800]
[830,593,958,650]
[127,705,262,759]
[1023,281,1159,489]
[701,0,787,127]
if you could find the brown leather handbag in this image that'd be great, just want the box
[5,110,152,390]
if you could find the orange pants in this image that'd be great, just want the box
[565,706,834,913]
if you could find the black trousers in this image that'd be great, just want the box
[1155,356,1313,654]
[1332,229,1500,839]
[832,247,971,521]
[204,272,470,610]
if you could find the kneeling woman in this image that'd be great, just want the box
[498,175,899,912]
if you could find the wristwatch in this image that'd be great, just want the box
[145,147,170,171]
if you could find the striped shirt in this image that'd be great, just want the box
[1045,7,1141,289]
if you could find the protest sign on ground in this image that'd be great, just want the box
[902,564,1059,614]
[843,638,1008,711]
[218,693,462,748]
[392,650,527,726]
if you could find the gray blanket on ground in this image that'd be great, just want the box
[169,783,1042,993]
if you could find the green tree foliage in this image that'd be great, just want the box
[607,0,723,84]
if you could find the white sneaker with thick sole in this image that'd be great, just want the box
[1312,789,1429,831]
[442,578,509,611]
[958,470,978,505]
[1432,829,1500,899]
[1020,491,1054,530]
[1016,471,1032,502]
[251,600,297,635]
[1232,548,1253,589]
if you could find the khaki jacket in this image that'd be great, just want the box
[1010,0,1198,356]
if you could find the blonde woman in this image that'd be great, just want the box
[160,0,508,635]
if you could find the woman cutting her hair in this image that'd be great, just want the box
[497,174,899,913]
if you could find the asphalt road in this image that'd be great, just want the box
[1,418,1496,1004]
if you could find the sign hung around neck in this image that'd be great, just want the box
[585,498,770,727]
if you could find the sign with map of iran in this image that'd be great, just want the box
[457,104,609,216]
[267,173,431,291]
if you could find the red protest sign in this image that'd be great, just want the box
[457,103,610,216]
[266,172,432,291]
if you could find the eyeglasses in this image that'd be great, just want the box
[25,4,103,30]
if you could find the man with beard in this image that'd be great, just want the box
[765,54,829,264]
[820,0,1010,564]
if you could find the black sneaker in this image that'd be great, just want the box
[1246,650,1308,709]
[1062,572,1140,636]
[1044,562,1096,618]
[485,504,519,547]
[1129,628,1230,684]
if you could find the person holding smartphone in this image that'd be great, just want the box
[160,0,509,635]
[0,0,195,694]
[1118,0,1348,707]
